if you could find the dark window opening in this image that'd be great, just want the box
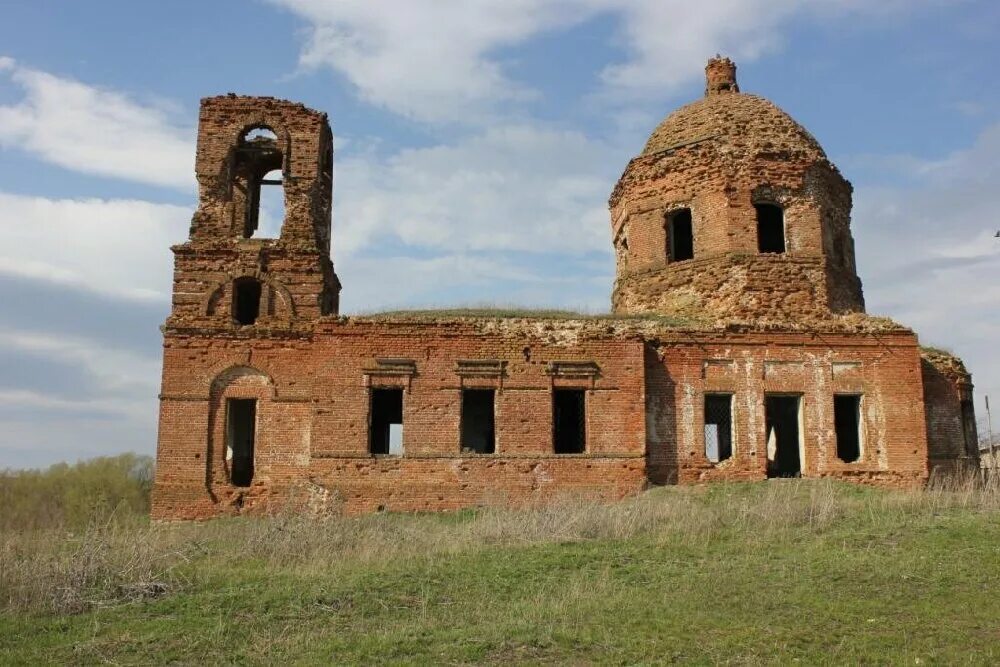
[553,389,586,454]
[834,395,862,463]
[226,398,256,487]
[320,287,338,316]
[960,399,978,456]
[237,126,283,239]
[704,394,733,463]
[370,388,403,455]
[765,395,801,477]
[461,389,496,454]
[233,278,262,326]
[668,209,694,262]
[756,203,785,254]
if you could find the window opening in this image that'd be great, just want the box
[255,169,285,238]
[704,394,733,463]
[756,203,785,254]
[237,126,283,239]
[226,398,256,487]
[370,388,403,455]
[553,389,586,454]
[244,127,277,142]
[765,395,801,477]
[960,399,978,456]
[461,389,496,454]
[834,395,862,463]
[615,231,629,267]
[668,209,694,262]
[233,278,262,326]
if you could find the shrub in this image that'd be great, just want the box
[0,454,153,533]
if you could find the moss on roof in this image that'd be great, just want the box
[340,307,909,339]
[920,346,970,377]
[351,307,698,326]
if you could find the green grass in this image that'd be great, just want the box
[2,479,998,664]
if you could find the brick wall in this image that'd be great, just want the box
[153,318,937,519]
[153,319,648,518]
[645,329,928,488]
[921,349,979,474]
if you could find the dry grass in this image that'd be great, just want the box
[2,472,997,616]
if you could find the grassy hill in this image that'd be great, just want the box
[1,459,998,664]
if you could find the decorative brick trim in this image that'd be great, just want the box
[545,360,600,378]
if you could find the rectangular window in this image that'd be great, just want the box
[233,278,262,325]
[370,388,403,455]
[704,394,733,463]
[461,389,496,454]
[553,389,586,454]
[668,209,694,262]
[226,398,256,487]
[756,203,786,254]
[765,395,801,477]
[834,395,862,463]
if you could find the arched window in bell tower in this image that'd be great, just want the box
[755,203,785,254]
[235,127,284,239]
[233,277,262,326]
[667,208,694,262]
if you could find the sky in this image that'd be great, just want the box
[0,0,998,468]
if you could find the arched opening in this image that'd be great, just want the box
[667,208,694,262]
[756,203,785,254]
[226,398,256,486]
[233,278,262,326]
[235,126,283,238]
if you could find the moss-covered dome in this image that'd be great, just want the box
[641,58,826,160]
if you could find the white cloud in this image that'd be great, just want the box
[0,328,161,399]
[0,58,195,189]
[0,193,189,302]
[271,0,585,123]
[0,327,162,467]
[272,0,934,123]
[335,124,614,257]
[854,122,1000,405]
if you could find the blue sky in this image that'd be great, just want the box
[0,0,997,468]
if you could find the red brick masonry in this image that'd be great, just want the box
[152,60,977,519]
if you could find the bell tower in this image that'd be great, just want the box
[166,95,340,330]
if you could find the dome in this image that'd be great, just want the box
[609,57,865,322]
[641,58,826,161]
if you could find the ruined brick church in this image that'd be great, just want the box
[152,58,979,519]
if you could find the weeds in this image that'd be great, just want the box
[2,472,996,615]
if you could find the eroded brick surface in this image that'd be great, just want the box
[610,57,862,322]
[152,62,977,520]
